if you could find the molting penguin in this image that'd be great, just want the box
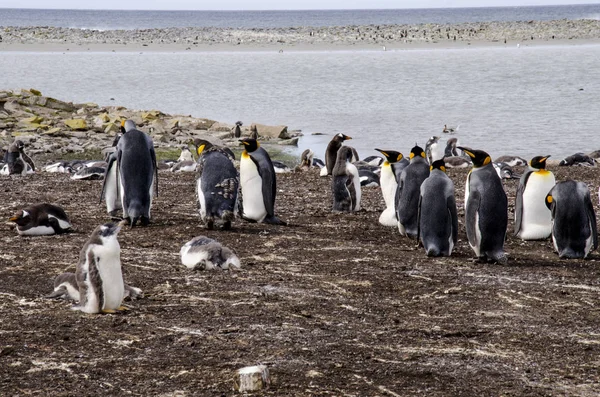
[180,236,241,270]
[444,138,461,158]
[177,146,194,162]
[559,153,596,167]
[331,146,361,212]
[101,120,158,227]
[425,136,444,164]
[72,221,129,314]
[417,159,458,257]
[9,203,72,236]
[47,272,143,301]
[323,133,352,176]
[298,149,315,171]
[375,149,408,227]
[546,180,598,259]
[395,145,430,238]
[196,140,239,230]
[239,138,286,225]
[459,146,508,264]
[514,155,555,240]
[232,121,243,139]
[2,140,35,175]
[494,155,527,167]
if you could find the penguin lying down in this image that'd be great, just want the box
[9,203,73,236]
[180,236,241,270]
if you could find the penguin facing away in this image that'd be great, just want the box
[323,133,352,176]
[180,236,241,270]
[9,203,72,236]
[395,145,430,238]
[375,148,408,227]
[331,146,361,212]
[73,221,129,314]
[239,138,286,225]
[514,155,555,240]
[546,180,598,259]
[196,140,239,230]
[417,159,458,257]
[459,146,508,264]
[101,120,158,227]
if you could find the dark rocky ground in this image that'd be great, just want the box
[1,163,599,396]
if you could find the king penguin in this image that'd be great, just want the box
[514,155,555,240]
[546,180,598,259]
[395,145,430,238]
[375,149,408,226]
[9,203,72,236]
[459,146,508,264]
[73,221,129,314]
[332,146,361,212]
[322,133,352,176]
[239,138,286,225]
[101,120,158,227]
[196,140,239,230]
[418,159,458,256]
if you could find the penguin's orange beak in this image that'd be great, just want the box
[8,215,19,222]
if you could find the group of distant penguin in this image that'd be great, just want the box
[3,121,600,314]
[318,132,598,262]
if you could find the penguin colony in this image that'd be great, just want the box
[3,121,599,315]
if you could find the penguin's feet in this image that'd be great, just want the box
[222,220,232,230]
[101,309,117,314]
[117,305,131,311]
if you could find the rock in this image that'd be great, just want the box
[104,123,120,135]
[251,123,290,139]
[43,127,63,136]
[279,137,299,146]
[43,97,75,112]
[64,119,88,130]
[233,365,270,392]
[208,122,234,132]
[29,89,42,96]
[142,110,163,122]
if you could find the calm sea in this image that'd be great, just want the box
[1,5,600,29]
[1,6,599,160]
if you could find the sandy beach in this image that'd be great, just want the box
[1,19,600,52]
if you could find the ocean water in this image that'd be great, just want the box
[1,5,600,30]
[1,44,599,161]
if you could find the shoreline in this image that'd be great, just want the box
[1,19,600,52]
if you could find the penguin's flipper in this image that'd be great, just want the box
[585,191,598,251]
[448,194,459,245]
[47,217,66,235]
[465,190,482,250]
[150,146,159,197]
[46,286,69,299]
[416,194,423,242]
[514,171,531,236]
[251,153,277,217]
[346,175,357,210]
[100,153,118,203]
[21,151,36,172]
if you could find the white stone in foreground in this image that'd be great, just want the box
[233,365,270,392]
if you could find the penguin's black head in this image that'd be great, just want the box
[194,139,214,156]
[8,210,28,226]
[375,149,403,163]
[239,138,259,153]
[530,155,550,170]
[333,133,352,142]
[409,145,426,160]
[458,147,491,168]
[430,159,446,172]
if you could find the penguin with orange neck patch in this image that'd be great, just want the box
[239,138,286,225]
[459,146,508,264]
[514,155,555,240]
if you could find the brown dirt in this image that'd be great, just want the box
[1,164,600,396]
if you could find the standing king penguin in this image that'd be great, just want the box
[375,149,408,226]
[514,155,555,240]
[322,133,352,176]
[239,138,286,225]
[101,120,158,227]
[395,145,430,238]
[332,146,361,212]
[459,147,508,264]
[546,180,598,259]
[73,221,129,314]
[196,140,239,230]
[417,159,458,256]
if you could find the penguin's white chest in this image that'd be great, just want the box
[520,171,555,240]
[240,154,267,221]
[196,177,207,219]
[94,238,124,311]
[379,163,397,209]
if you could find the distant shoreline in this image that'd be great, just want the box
[1,19,599,52]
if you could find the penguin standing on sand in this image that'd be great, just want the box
[332,146,361,212]
[101,120,158,227]
[514,155,555,240]
[417,159,458,256]
[2,140,35,175]
[395,145,430,238]
[546,180,597,259]
[9,203,72,236]
[239,138,286,225]
[72,221,129,314]
[459,146,508,264]
[196,140,238,230]
[375,149,408,226]
[322,133,352,176]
